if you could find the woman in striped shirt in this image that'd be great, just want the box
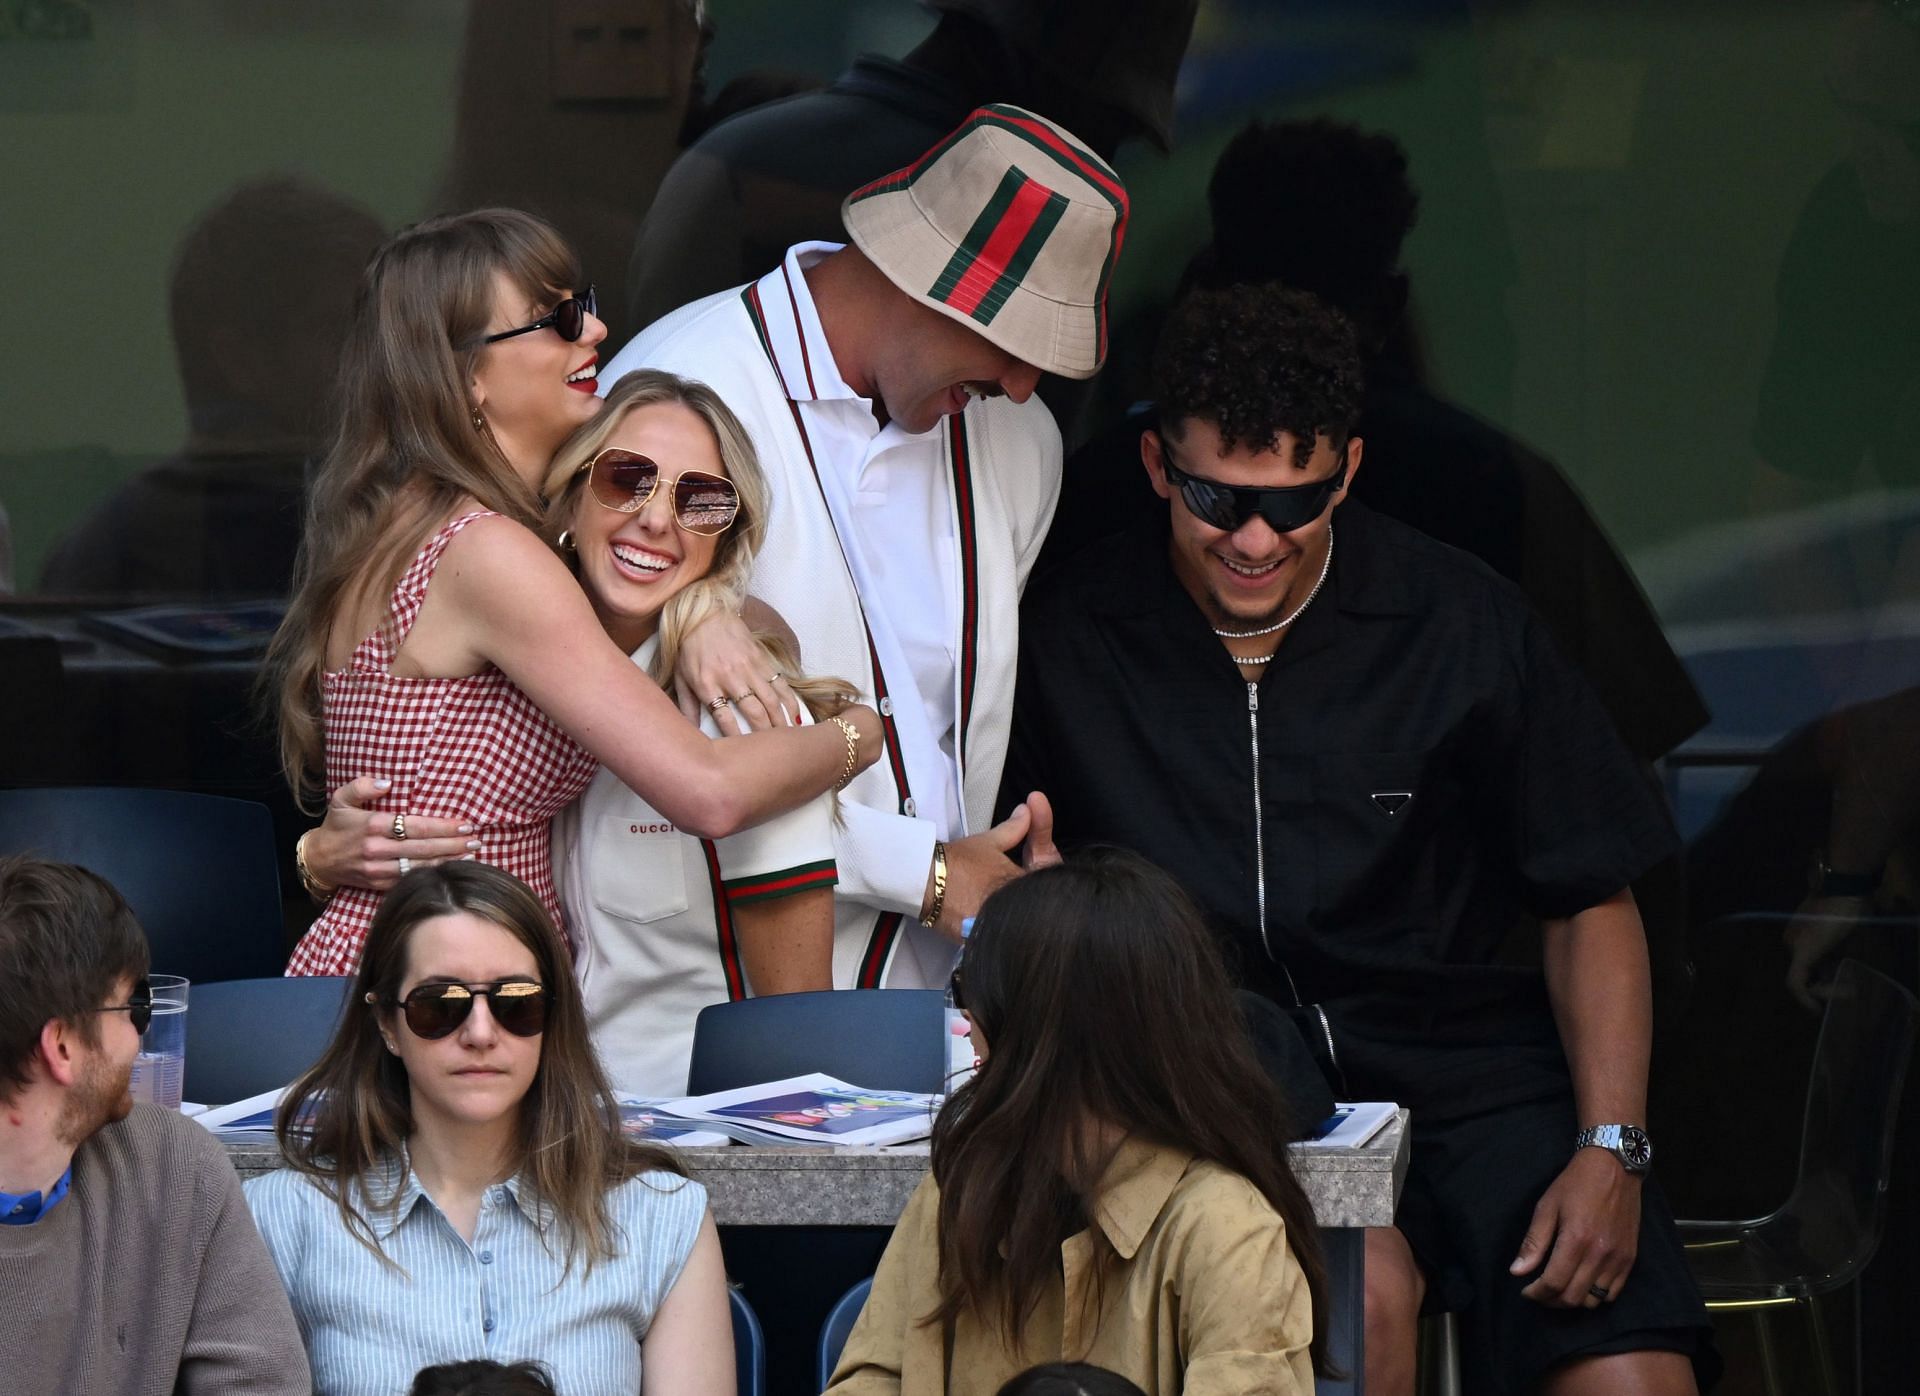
[246,862,731,1396]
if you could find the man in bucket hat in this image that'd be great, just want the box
[601,104,1127,991]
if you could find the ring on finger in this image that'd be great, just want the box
[391,813,408,841]
[735,692,756,704]
[1588,1284,1610,1301]
[708,696,732,712]
[769,673,785,684]
[397,856,412,876]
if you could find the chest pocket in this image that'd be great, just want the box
[589,816,691,925]
[1311,751,1454,925]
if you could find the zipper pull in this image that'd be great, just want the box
[1247,681,1259,712]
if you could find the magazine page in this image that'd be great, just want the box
[660,1073,940,1148]
[193,1087,291,1141]
[1298,1101,1399,1150]
[615,1098,733,1149]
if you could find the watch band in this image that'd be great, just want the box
[1574,1123,1653,1175]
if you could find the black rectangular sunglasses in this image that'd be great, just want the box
[1161,449,1347,534]
[481,285,598,345]
[375,980,551,1040]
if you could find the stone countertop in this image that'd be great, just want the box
[225,1110,1407,1230]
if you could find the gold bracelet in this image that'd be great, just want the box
[827,716,860,791]
[294,830,335,901]
[920,840,949,928]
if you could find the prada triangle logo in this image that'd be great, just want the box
[1371,791,1413,817]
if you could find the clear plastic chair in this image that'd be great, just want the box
[1678,958,1917,1396]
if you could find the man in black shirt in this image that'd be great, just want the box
[1004,285,1716,1394]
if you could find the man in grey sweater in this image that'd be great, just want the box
[0,856,310,1395]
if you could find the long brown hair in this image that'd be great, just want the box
[265,208,582,808]
[541,369,857,718]
[930,848,1328,1371]
[276,861,684,1274]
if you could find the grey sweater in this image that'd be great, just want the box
[0,1103,310,1395]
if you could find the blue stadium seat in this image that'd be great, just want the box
[687,989,948,1095]
[730,1286,767,1396]
[816,1275,873,1390]
[184,977,353,1105]
[0,786,285,984]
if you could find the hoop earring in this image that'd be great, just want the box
[556,530,575,552]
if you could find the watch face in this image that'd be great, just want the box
[1621,1126,1653,1169]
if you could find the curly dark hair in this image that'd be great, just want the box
[1151,282,1364,457]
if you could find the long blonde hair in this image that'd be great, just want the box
[542,370,858,718]
[265,209,582,808]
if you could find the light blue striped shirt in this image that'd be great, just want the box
[244,1156,706,1396]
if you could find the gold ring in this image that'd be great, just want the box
[735,692,754,704]
[391,814,408,841]
[708,696,731,711]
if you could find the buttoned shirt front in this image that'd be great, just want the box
[603,243,1061,989]
[1004,502,1678,1121]
[0,1164,69,1225]
[245,1158,706,1396]
[826,1136,1314,1395]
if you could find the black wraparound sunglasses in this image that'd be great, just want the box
[371,979,550,1040]
[94,976,153,1034]
[480,286,598,345]
[1160,444,1347,535]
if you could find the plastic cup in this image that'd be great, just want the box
[129,975,189,1110]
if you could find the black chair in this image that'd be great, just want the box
[815,1275,872,1390]
[184,977,353,1105]
[730,1287,767,1396]
[1678,958,1917,1396]
[686,989,948,1095]
[0,785,285,984]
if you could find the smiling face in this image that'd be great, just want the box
[1144,416,1359,632]
[386,911,543,1136]
[565,400,732,654]
[870,293,1044,436]
[469,272,607,485]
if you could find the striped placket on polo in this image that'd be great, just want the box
[740,273,981,987]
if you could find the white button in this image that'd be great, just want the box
[879,697,894,717]
[902,798,918,817]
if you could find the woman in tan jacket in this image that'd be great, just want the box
[825,849,1328,1395]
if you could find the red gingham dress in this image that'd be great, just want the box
[286,512,599,976]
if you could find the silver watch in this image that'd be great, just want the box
[1574,1123,1652,1176]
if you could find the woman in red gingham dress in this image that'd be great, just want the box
[269,209,878,975]
[285,512,600,974]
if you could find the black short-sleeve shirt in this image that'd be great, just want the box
[1002,501,1679,1119]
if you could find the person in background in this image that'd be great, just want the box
[824,849,1323,1395]
[997,1366,1149,1396]
[245,861,731,1396]
[411,1358,559,1396]
[267,207,880,974]
[0,856,309,1396]
[601,105,1118,992]
[624,0,1194,331]
[543,370,857,1095]
[1004,284,1717,1395]
[41,178,385,599]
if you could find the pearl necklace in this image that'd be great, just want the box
[1214,524,1335,646]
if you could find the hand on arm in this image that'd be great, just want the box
[437,518,879,837]
[300,776,479,893]
[1512,889,1652,1308]
[673,601,805,729]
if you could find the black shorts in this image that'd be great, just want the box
[1394,1094,1723,1394]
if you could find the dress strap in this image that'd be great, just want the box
[353,511,500,669]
